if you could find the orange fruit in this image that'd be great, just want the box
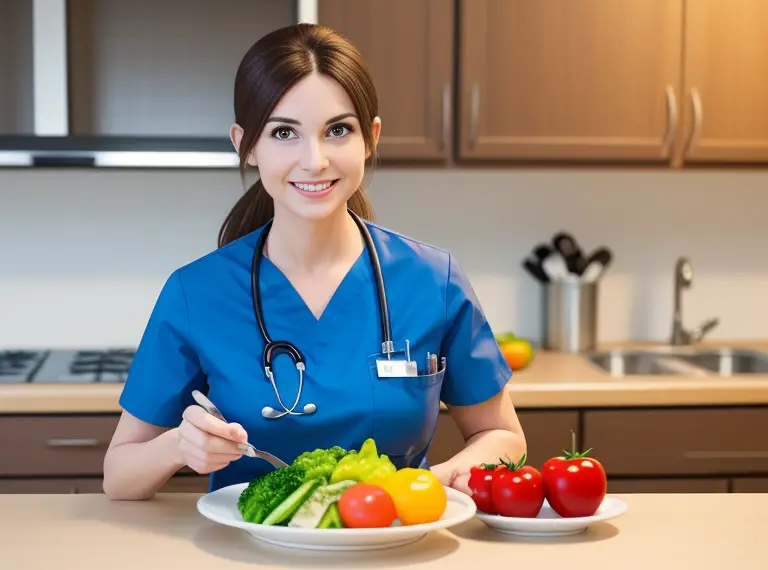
[498,336,534,371]
[382,468,447,526]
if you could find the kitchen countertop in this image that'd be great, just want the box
[2,492,765,570]
[2,341,768,414]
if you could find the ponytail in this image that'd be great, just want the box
[217,178,376,248]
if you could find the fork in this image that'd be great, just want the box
[191,390,288,469]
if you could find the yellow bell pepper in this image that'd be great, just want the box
[329,438,397,485]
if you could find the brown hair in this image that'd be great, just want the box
[218,23,378,248]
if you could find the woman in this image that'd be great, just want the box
[103,23,526,501]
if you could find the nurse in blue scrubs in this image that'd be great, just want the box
[103,23,527,501]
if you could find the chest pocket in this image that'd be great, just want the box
[367,353,446,469]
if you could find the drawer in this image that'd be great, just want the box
[0,474,210,494]
[607,478,729,494]
[731,477,768,493]
[583,408,768,476]
[427,409,579,470]
[0,415,119,476]
[0,477,105,494]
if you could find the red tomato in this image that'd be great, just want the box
[467,463,500,514]
[490,454,545,518]
[543,443,607,518]
[337,483,397,528]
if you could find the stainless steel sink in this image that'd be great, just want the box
[584,347,768,377]
[674,349,768,375]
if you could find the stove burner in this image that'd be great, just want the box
[63,349,136,382]
[0,350,46,383]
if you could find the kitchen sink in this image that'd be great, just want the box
[584,347,768,377]
[673,349,768,375]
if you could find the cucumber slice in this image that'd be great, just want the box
[317,503,343,529]
[288,480,357,529]
[261,478,323,526]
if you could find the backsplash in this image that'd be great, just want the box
[1,167,767,349]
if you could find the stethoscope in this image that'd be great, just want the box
[252,209,395,419]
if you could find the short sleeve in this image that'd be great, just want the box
[119,270,206,427]
[438,255,512,407]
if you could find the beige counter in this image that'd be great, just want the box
[1,492,766,569]
[2,342,768,413]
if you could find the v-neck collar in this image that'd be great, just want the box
[259,245,369,327]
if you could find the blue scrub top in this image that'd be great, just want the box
[119,220,513,491]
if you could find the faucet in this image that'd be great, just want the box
[671,257,720,345]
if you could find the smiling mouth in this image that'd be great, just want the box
[290,180,339,192]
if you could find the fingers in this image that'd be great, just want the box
[183,405,248,443]
[178,436,240,474]
[178,419,245,457]
[451,472,472,497]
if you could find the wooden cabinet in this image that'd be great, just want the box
[2,0,768,167]
[607,478,729,494]
[677,0,768,164]
[458,0,684,163]
[583,407,768,476]
[0,414,208,494]
[427,409,579,468]
[731,477,768,493]
[318,0,454,162]
[322,0,768,167]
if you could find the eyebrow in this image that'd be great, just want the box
[266,112,358,126]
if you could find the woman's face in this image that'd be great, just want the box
[237,72,380,223]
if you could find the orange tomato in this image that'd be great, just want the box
[382,468,447,526]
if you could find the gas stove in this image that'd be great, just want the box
[0,348,135,384]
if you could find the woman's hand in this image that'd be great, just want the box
[175,405,248,474]
[430,461,472,496]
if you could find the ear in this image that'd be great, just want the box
[229,123,257,166]
[366,116,382,159]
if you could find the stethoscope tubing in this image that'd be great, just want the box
[251,209,393,417]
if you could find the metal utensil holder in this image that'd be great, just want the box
[543,281,598,353]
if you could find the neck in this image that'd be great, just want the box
[265,205,362,272]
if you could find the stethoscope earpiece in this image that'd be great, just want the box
[261,403,317,419]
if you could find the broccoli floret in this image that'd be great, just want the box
[237,464,305,524]
[291,446,348,481]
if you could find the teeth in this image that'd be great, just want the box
[293,181,334,192]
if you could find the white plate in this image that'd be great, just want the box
[197,482,477,551]
[475,496,628,537]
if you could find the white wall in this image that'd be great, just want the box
[1,167,767,349]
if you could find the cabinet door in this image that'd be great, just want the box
[318,0,454,161]
[427,409,579,469]
[458,0,684,162]
[680,0,768,163]
[607,478,729,494]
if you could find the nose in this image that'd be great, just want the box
[300,138,330,174]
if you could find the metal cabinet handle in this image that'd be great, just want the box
[684,88,703,157]
[469,83,480,150]
[441,84,451,154]
[662,85,678,156]
[684,450,768,460]
[46,438,101,447]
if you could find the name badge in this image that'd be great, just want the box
[376,359,418,378]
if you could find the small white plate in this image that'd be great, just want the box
[197,482,476,551]
[475,497,628,537]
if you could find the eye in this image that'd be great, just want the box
[327,123,353,138]
[270,126,297,141]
